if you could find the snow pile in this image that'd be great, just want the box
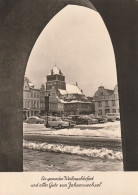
[23,121,121,139]
[23,140,122,161]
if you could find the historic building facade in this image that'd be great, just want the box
[45,65,93,116]
[94,85,119,116]
[40,84,46,115]
[23,77,40,119]
[47,86,64,116]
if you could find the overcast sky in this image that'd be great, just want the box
[26,5,117,96]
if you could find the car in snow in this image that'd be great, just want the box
[95,115,108,123]
[71,115,98,125]
[106,113,120,121]
[44,116,70,129]
[61,117,76,128]
[25,116,45,124]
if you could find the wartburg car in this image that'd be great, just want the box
[44,116,70,129]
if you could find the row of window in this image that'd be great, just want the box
[40,102,45,108]
[24,91,40,99]
[47,75,65,81]
[31,92,39,98]
[49,103,57,109]
[65,104,91,110]
[98,109,117,115]
[23,100,40,109]
[98,100,116,107]
[47,81,65,88]
[95,94,118,101]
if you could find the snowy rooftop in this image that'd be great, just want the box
[63,100,91,104]
[59,84,82,95]
[28,82,34,88]
[48,65,63,76]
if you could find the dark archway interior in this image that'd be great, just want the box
[0,0,138,171]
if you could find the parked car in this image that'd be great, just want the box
[67,115,75,120]
[82,115,98,124]
[44,116,70,129]
[71,115,98,125]
[61,117,76,128]
[106,113,120,121]
[95,115,108,123]
[25,116,45,124]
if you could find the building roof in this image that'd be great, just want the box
[106,89,114,95]
[94,86,114,96]
[59,83,82,95]
[60,99,91,104]
[24,76,40,91]
[48,65,64,76]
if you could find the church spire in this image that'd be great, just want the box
[48,65,64,76]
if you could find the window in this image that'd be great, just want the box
[34,101,36,108]
[34,93,36,98]
[25,101,27,108]
[98,101,102,107]
[31,93,33,98]
[112,100,116,106]
[105,101,109,106]
[105,109,110,114]
[37,102,39,108]
[112,109,116,113]
[98,110,102,115]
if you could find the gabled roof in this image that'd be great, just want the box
[24,76,40,91]
[48,65,64,76]
[59,84,82,95]
[106,89,114,95]
[94,86,115,96]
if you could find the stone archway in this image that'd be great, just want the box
[0,0,137,171]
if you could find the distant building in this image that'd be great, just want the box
[93,85,119,116]
[40,84,46,115]
[46,65,93,116]
[47,86,64,116]
[23,77,40,119]
[87,96,95,114]
[46,65,66,96]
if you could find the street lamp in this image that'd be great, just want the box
[45,93,50,128]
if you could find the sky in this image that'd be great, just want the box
[26,5,117,96]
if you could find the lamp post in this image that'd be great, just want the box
[45,93,50,128]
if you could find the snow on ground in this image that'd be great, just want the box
[23,121,121,139]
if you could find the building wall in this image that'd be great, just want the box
[23,78,40,118]
[64,102,93,116]
[30,88,40,116]
[40,84,46,114]
[46,74,66,92]
[94,85,119,116]
[48,86,64,116]
[23,79,31,119]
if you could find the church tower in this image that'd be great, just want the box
[46,65,66,95]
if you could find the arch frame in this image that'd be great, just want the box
[0,0,138,171]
